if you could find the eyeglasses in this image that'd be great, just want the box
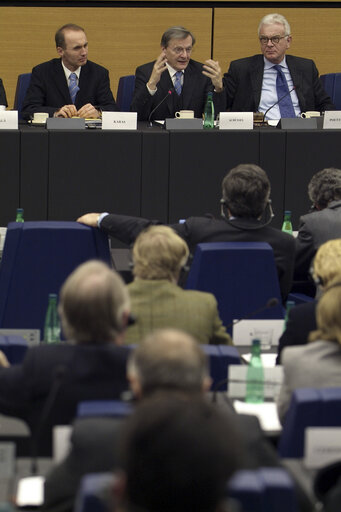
[259,35,288,45]
[168,46,193,55]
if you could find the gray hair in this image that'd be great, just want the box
[308,168,341,209]
[127,329,209,395]
[258,13,291,36]
[161,26,196,47]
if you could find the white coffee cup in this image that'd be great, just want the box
[175,110,195,119]
[301,111,321,119]
[32,112,49,123]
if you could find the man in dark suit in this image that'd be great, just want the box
[21,23,117,120]
[224,13,333,119]
[0,260,131,455]
[77,164,295,301]
[295,168,341,282]
[130,26,226,121]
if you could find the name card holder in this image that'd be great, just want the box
[0,111,18,130]
[323,111,341,129]
[46,118,85,130]
[233,319,285,350]
[219,112,253,130]
[102,112,137,130]
[277,118,317,129]
[165,118,203,130]
[305,427,341,468]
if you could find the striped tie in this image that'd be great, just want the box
[69,72,79,104]
[174,71,183,95]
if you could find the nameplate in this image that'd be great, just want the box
[229,365,283,400]
[323,111,341,129]
[305,428,341,468]
[219,112,253,130]
[0,111,18,130]
[277,118,317,129]
[165,118,203,130]
[102,112,137,130]
[46,118,85,130]
[233,319,284,349]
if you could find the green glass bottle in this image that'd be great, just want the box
[15,208,24,223]
[43,293,61,344]
[283,300,295,331]
[245,339,264,403]
[203,92,214,129]
[281,210,293,235]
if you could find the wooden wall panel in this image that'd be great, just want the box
[0,7,212,108]
[213,8,341,76]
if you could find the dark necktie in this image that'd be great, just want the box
[274,65,296,118]
[174,71,183,95]
[69,73,79,104]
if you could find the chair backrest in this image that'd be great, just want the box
[116,75,135,111]
[320,73,341,110]
[186,242,284,332]
[0,221,111,339]
[228,467,298,512]
[0,335,27,364]
[202,344,241,391]
[75,473,115,512]
[278,387,341,458]
[13,73,32,119]
[77,400,133,418]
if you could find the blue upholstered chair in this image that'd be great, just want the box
[186,242,284,333]
[77,400,133,418]
[0,335,27,364]
[116,75,135,112]
[13,73,31,119]
[74,473,115,512]
[228,467,298,512]
[202,345,241,391]
[320,73,341,110]
[278,387,341,458]
[0,221,111,339]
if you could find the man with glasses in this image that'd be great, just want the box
[223,13,333,120]
[130,26,226,121]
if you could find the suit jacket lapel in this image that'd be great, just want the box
[250,56,264,110]
[53,59,72,103]
[286,55,305,110]
[158,69,176,116]
[182,61,195,107]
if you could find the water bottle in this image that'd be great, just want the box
[283,300,295,331]
[203,92,214,129]
[245,339,264,403]
[15,208,24,223]
[281,210,293,235]
[43,293,61,343]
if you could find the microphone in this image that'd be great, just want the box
[224,297,279,332]
[148,89,173,127]
[263,85,298,121]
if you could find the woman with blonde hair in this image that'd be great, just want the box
[277,275,341,423]
[277,238,341,362]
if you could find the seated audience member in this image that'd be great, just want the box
[0,260,131,455]
[130,26,225,121]
[114,396,241,512]
[277,276,341,424]
[21,23,117,119]
[278,239,341,363]
[126,225,231,344]
[0,79,7,110]
[43,329,281,512]
[77,164,295,301]
[223,13,333,119]
[295,167,341,283]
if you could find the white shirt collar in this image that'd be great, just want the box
[166,63,184,76]
[61,61,81,80]
[263,56,287,70]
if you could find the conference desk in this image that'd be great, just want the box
[2,124,341,231]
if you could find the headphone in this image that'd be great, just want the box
[220,197,274,229]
